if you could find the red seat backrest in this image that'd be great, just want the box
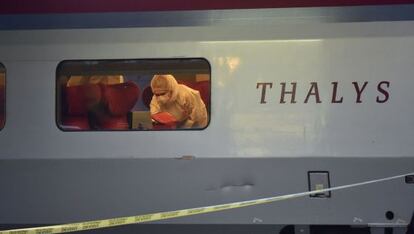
[178,80,195,89]
[66,84,102,115]
[63,81,140,130]
[102,81,140,116]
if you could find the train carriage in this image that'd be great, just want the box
[0,1,413,233]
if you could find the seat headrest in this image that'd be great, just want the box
[102,81,140,116]
[66,84,102,115]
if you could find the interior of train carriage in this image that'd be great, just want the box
[56,59,210,131]
[1,0,414,234]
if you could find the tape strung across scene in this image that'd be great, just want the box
[1,172,413,234]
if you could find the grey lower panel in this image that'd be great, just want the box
[0,158,413,226]
[0,224,289,234]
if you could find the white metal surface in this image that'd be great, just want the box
[0,8,413,229]
[0,21,413,159]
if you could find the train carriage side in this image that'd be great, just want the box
[0,4,413,234]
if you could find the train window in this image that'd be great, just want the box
[0,63,5,130]
[56,59,210,131]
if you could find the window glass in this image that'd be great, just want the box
[57,59,210,131]
[0,63,5,130]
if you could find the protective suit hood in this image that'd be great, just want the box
[151,74,179,103]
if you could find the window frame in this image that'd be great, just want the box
[55,58,211,132]
[0,62,6,130]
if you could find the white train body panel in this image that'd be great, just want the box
[0,22,414,159]
[0,12,413,230]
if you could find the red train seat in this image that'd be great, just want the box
[62,84,102,130]
[97,81,140,130]
[62,81,139,130]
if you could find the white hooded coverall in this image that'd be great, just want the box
[150,74,208,128]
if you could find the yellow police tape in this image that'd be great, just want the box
[1,172,412,234]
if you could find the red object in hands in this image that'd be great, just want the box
[151,112,177,129]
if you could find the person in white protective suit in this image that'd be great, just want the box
[150,74,208,128]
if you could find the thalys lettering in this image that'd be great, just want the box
[256,81,390,104]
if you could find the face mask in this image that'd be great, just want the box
[157,93,170,104]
